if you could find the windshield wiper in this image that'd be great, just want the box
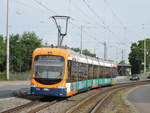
[56,72,63,79]
[35,72,41,77]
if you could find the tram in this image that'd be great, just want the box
[30,48,118,97]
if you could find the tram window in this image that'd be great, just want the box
[93,65,96,78]
[84,64,88,79]
[84,63,88,79]
[78,63,82,81]
[76,62,79,81]
[77,62,81,81]
[99,66,103,78]
[112,68,117,78]
[96,66,99,78]
[67,60,72,81]
[70,61,76,81]
[102,66,104,78]
[88,64,93,79]
[97,66,100,78]
[78,63,87,80]
[87,64,89,79]
[107,67,111,78]
[34,55,64,79]
[85,64,88,79]
[106,67,109,78]
[110,68,112,78]
[111,67,114,78]
[93,65,98,79]
[109,68,111,78]
[103,67,106,78]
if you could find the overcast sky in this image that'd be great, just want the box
[1,0,150,62]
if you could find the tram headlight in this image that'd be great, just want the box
[31,84,35,87]
[58,84,64,88]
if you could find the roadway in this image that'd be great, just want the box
[0,81,30,99]
[127,84,150,113]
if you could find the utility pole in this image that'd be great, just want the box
[6,0,10,80]
[80,25,83,54]
[144,39,146,73]
[142,24,147,73]
[97,41,107,60]
[121,49,124,61]
[104,42,107,60]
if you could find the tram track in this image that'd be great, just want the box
[65,81,150,113]
[89,87,128,113]
[1,96,65,113]
[1,81,150,113]
[90,81,150,113]
[1,101,41,113]
[27,98,66,113]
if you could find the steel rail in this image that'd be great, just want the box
[1,101,41,113]
[89,81,150,113]
[65,80,150,113]
[27,98,66,113]
[1,96,64,113]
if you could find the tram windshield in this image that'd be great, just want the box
[34,55,65,79]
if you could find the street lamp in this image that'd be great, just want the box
[142,24,147,73]
[144,39,146,73]
[6,0,10,80]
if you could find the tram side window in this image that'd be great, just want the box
[103,67,107,78]
[110,67,114,78]
[93,65,96,79]
[67,60,72,82]
[70,61,78,81]
[88,64,93,79]
[74,61,78,81]
[78,63,81,81]
[86,64,89,79]
[105,67,108,78]
[78,63,82,81]
[85,64,88,79]
[112,68,117,78]
[110,67,113,78]
[77,63,87,81]
[107,67,112,78]
[99,66,103,78]
[96,66,99,78]
[106,67,110,78]
[109,67,112,78]
[93,65,98,79]
[97,65,100,78]
[106,67,109,78]
[108,68,112,78]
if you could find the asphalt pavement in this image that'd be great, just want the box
[127,84,150,113]
[0,81,30,99]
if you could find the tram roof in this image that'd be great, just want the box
[68,49,117,67]
[34,47,117,67]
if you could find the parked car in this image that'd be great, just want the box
[130,75,140,81]
[147,74,150,79]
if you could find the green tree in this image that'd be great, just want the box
[20,32,42,71]
[10,32,42,72]
[71,48,96,57]
[82,49,96,57]
[129,39,150,74]
[0,35,5,71]
[10,34,23,72]
[71,48,81,53]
